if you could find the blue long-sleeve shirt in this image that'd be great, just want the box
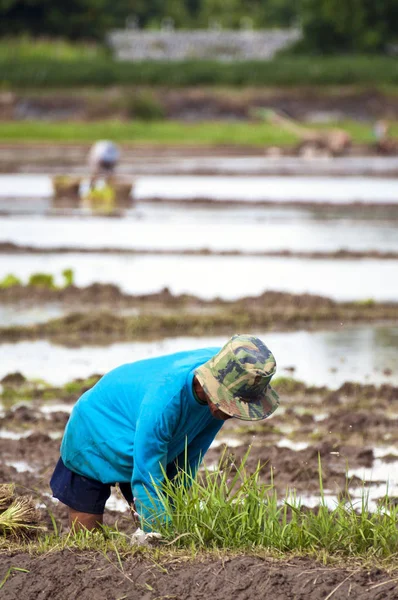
[60,347,224,527]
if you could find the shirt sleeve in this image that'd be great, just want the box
[131,395,180,530]
[166,420,222,483]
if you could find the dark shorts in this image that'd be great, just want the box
[50,457,134,515]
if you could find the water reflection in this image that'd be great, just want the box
[0,326,396,387]
[1,174,398,205]
[0,304,64,326]
[1,253,397,301]
[134,175,398,204]
[1,209,398,253]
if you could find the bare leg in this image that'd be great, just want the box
[68,508,103,532]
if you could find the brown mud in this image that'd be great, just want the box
[0,286,397,345]
[2,241,398,260]
[1,377,398,598]
[3,86,398,122]
[1,142,398,178]
[1,551,398,600]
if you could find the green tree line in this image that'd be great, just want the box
[0,0,397,53]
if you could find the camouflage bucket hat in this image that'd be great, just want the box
[195,334,279,421]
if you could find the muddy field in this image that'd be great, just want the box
[2,86,398,122]
[1,143,398,179]
[2,375,398,507]
[0,286,397,345]
[1,374,398,598]
[2,241,398,259]
[1,149,398,597]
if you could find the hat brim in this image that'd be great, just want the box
[195,368,279,421]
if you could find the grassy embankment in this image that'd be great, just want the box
[2,119,398,145]
[1,39,398,145]
[0,120,295,145]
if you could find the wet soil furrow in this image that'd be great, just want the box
[2,242,398,260]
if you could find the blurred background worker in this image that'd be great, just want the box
[88,140,120,188]
[373,119,397,154]
[252,108,352,157]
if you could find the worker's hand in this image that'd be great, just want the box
[130,527,163,546]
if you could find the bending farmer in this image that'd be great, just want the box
[50,334,280,532]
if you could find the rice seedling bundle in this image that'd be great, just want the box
[0,484,41,538]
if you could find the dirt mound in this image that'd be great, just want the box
[0,283,203,310]
[1,294,398,345]
[7,87,398,123]
[324,410,396,433]
[0,372,27,386]
[0,435,60,465]
[240,290,336,309]
[337,382,398,403]
[4,243,398,261]
[0,551,396,600]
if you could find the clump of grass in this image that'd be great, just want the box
[354,298,375,307]
[0,274,22,289]
[63,374,101,395]
[0,270,75,290]
[0,373,101,409]
[0,484,41,538]
[28,273,55,289]
[147,452,398,558]
[62,268,74,287]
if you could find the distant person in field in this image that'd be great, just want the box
[373,120,396,154]
[373,120,389,144]
[88,140,120,188]
[50,334,279,535]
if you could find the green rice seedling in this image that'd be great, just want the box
[28,272,55,289]
[0,274,22,289]
[143,451,398,558]
[62,268,74,287]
